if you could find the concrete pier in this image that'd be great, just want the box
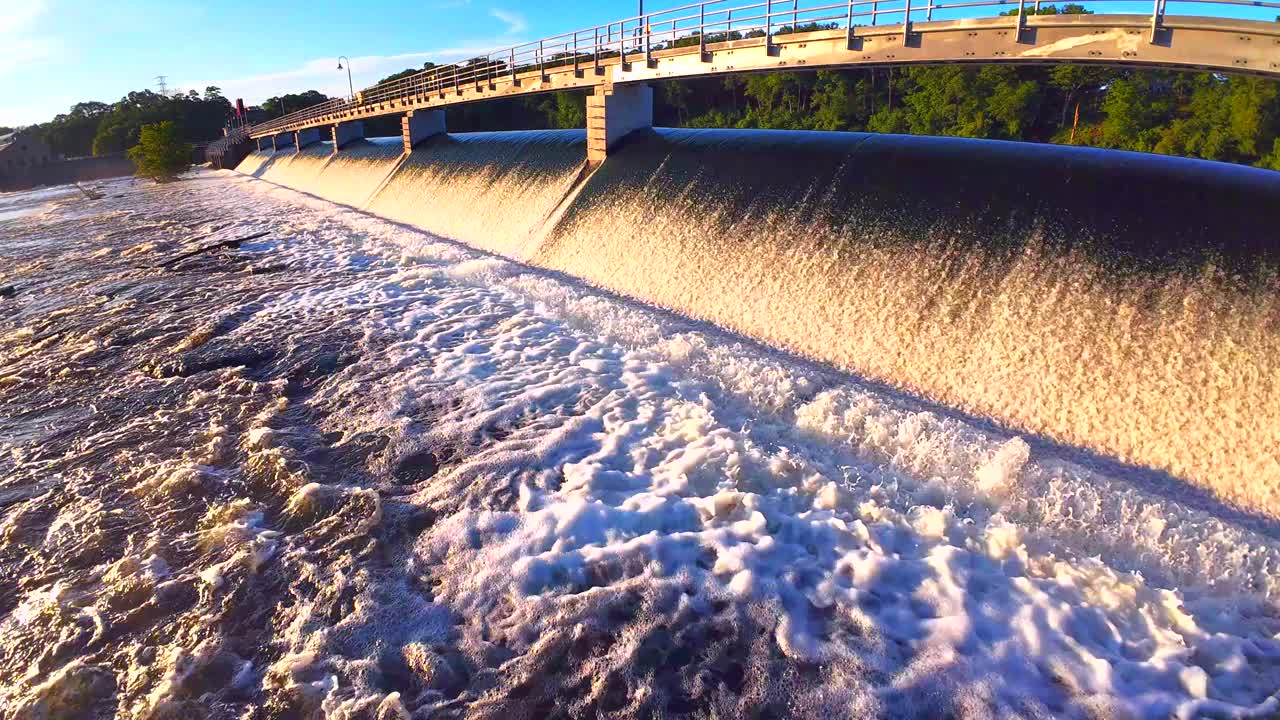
[332,121,365,151]
[256,137,271,152]
[402,110,446,153]
[587,84,652,167]
[295,127,323,151]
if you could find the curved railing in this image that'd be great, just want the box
[244,0,1280,138]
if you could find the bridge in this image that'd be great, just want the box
[210,0,1280,168]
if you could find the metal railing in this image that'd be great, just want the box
[205,125,252,157]
[245,0,1280,137]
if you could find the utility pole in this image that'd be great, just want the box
[155,75,169,96]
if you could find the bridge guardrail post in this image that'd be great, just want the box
[846,0,856,47]
[620,22,628,68]
[645,14,653,67]
[766,0,773,53]
[700,3,711,61]
[1150,0,1166,43]
[903,0,912,44]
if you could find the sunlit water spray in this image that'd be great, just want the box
[0,135,1276,718]
[244,128,1280,519]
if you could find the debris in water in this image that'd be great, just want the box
[156,230,270,270]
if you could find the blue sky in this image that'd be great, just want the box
[3,0,1277,128]
[0,0,649,127]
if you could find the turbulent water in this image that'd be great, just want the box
[0,161,1278,719]
[237,130,1280,520]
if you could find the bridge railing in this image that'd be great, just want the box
[249,98,353,138]
[246,0,1280,138]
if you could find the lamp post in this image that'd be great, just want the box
[337,56,354,101]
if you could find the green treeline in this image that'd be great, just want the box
[29,88,334,160]
[35,89,231,159]
[23,3,1280,172]
[375,51,1280,171]
[647,66,1280,169]
[379,64,1280,170]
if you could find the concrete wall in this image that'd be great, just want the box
[587,85,652,166]
[0,153,135,192]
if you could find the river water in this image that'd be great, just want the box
[0,171,1277,719]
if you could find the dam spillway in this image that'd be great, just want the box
[3,151,1279,718]
[236,129,1280,520]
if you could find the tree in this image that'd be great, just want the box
[377,61,439,87]
[809,71,857,131]
[868,66,1040,140]
[261,91,330,120]
[1048,65,1109,130]
[128,121,192,182]
[537,92,586,129]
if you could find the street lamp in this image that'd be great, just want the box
[337,56,354,101]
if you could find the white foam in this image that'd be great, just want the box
[230,169,1280,716]
[0,169,1275,718]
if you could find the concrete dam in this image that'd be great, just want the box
[233,129,1280,521]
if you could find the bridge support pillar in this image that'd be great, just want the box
[332,121,365,151]
[256,137,271,152]
[587,84,652,167]
[271,133,295,152]
[295,127,323,152]
[402,110,445,153]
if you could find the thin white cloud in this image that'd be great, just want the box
[190,40,521,107]
[3,0,49,33]
[490,8,529,35]
[0,99,72,128]
[0,0,61,79]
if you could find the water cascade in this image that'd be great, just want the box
[237,128,1280,518]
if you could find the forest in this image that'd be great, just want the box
[21,3,1280,170]
[26,88,331,160]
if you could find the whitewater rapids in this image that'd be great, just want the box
[0,173,1277,719]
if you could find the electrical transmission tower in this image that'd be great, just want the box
[155,75,169,96]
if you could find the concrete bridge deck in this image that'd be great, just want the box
[222,0,1280,167]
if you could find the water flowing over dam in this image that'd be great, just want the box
[3,153,1279,718]
[238,129,1280,519]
